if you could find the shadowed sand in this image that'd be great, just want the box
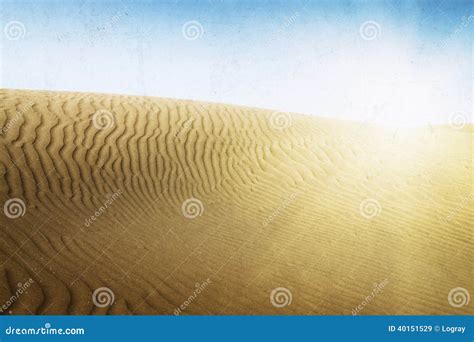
[0,89,472,315]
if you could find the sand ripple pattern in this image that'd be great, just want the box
[0,89,471,315]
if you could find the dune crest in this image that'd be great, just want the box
[0,89,472,315]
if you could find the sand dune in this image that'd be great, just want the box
[0,89,472,315]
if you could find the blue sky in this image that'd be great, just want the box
[1,0,472,125]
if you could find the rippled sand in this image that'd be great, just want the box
[0,89,472,314]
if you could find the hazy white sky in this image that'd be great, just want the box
[1,0,472,126]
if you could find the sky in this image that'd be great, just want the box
[0,0,472,126]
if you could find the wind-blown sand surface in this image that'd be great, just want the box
[0,89,472,315]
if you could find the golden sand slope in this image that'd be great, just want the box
[0,89,472,315]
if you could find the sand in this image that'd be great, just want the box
[0,89,472,315]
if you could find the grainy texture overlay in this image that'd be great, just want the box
[0,89,472,315]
